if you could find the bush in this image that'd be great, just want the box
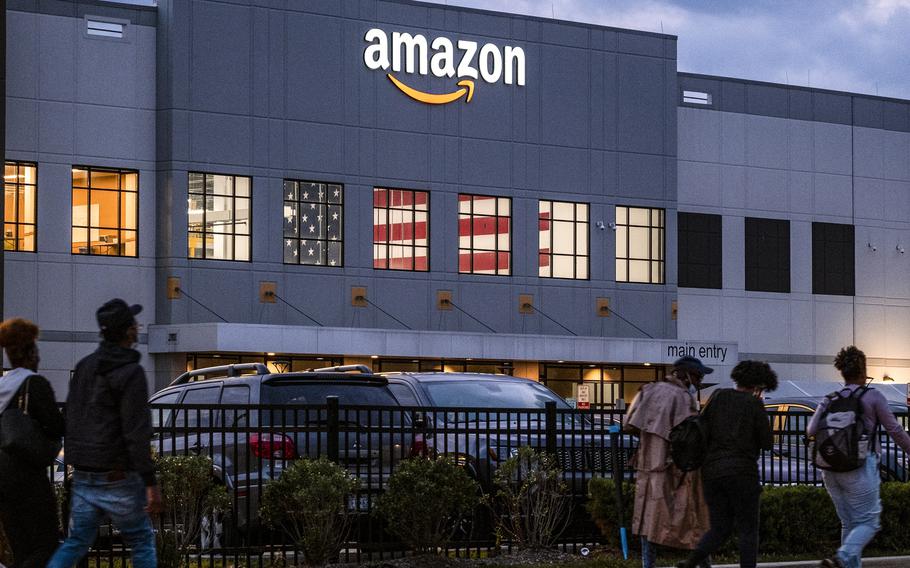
[375,456,480,553]
[587,477,635,551]
[260,458,359,567]
[588,479,910,557]
[155,454,230,568]
[877,482,910,551]
[758,485,839,555]
[490,446,572,549]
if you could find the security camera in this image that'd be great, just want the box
[608,222,617,231]
[898,245,906,255]
[868,243,877,252]
[595,221,606,231]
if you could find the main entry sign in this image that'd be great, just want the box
[363,28,526,104]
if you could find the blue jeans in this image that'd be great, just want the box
[823,455,882,568]
[48,471,156,568]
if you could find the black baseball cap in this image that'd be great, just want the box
[673,356,714,376]
[96,298,142,333]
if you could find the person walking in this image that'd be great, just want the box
[809,346,910,568]
[677,360,778,568]
[0,318,65,568]
[48,299,162,568]
[624,356,712,568]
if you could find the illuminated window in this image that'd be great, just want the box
[283,180,342,266]
[4,161,36,252]
[71,166,138,257]
[373,188,428,271]
[458,194,510,275]
[615,206,664,284]
[539,200,588,279]
[188,172,251,261]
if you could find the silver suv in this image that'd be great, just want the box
[150,363,411,544]
[382,372,636,491]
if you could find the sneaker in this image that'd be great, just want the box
[820,557,846,568]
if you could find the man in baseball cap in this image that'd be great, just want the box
[672,355,714,390]
[49,299,161,568]
[96,298,142,339]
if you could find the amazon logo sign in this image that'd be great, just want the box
[363,28,526,105]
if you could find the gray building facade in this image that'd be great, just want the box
[9,0,907,405]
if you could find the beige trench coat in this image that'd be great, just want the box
[624,377,710,549]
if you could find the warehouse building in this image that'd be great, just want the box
[5,0,908,405]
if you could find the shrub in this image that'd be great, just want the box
[587,477,634,551]
[758,485,839,555]
[490,446,572,549]
[260,457,359,567]
[877,482,910,551]
[375,456,480,553]
[155,454,230,568]
[588,480,910,557]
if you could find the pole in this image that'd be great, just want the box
[609,424,629,559]
[1,0,7,320]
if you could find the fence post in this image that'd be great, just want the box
[327,395,339,462]
[545,401,557,457]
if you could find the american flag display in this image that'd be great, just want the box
[373,188,429,271]
[283,180,343,267]
[458,194,511,275]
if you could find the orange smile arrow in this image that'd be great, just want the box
[387,74,475,104]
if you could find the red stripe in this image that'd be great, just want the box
[459,251,510,272]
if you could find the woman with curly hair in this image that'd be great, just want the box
[0,318,64,568]
[809,346,910,568]
[677,360,778,568]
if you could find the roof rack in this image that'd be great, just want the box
[311,365,372,374]
[169,363,269,386]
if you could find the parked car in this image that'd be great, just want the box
[150,363,414,546]
[761,397,909,483]
[381,372,637,491]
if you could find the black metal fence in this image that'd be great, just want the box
[61,403,909,566]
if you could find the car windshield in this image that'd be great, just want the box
[262,382,398,406]
[424,380,571,409]
[260,382,401,426]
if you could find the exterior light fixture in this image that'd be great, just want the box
[643,362,652,366]
[267,352,276,356]
[370,355,379,359]
[557,360,565,363]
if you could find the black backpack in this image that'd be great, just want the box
[809,387,872,472]
[670,413,709,472]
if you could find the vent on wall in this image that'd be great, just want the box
[682,90,712,105]
[86,19,125,39]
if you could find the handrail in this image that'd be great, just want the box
[169,362,269,386]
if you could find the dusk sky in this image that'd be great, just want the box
[422,0,910,100]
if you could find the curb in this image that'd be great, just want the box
[705,557,910,568]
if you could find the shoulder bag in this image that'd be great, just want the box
[0,377,62,468]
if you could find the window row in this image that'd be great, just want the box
[2,164,666,282]
[1,162,639,282]
[678,213,855,296]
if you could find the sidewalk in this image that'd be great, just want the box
[707,557,910,568]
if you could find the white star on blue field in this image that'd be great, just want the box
[424,0,910,100]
